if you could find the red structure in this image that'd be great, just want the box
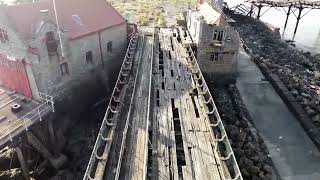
[0,54,32,97]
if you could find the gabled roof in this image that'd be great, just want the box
[2,0,126,40]
[199,2,221,26]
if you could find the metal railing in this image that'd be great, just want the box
[113,33,145,180]
[83,31,139,180]
[175,37,243,179]
[0,92,55,146]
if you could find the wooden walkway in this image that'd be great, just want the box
[84,28,242,180]
[148,28,226,180]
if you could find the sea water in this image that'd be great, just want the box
[224,0,320,54]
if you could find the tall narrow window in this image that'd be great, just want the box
[46,31,58,55]
[218,30,224,41]
[86,51,93,63]
[60,62,69,75]
[107,41,113,52]
[0,29,9,43]
[213,30,224,41]
[46,31,54,41]
[213,30,218,40]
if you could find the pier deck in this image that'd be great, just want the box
[84,28,242,180]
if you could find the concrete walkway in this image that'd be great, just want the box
[236,47,320,180]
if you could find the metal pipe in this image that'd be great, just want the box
[257,4,263,19]
[294,6,303,34]
[284,5,292,30]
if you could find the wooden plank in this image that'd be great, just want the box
[176,97,195,180]
[152,107,159,180]
[189,132,206,180]
[193,97,208,132]
[196,131,221,180]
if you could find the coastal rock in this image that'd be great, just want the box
[229,10,320,131]
[0,168,24,180]
[312,114,320,124]
[250,166,261,174]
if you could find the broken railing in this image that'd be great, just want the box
[174,37,243,179]
[0,92,55,147]
[83,32,139,180]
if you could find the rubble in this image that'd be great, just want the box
[210,85,275,180]
[0,168,24,180]
[0,147,19,171]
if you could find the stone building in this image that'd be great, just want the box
[187,1,240,83]
[0,0,128,100]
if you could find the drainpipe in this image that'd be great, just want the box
[98,31,105,68]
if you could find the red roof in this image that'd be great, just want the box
[2,0,126,40]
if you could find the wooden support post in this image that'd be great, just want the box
[284,5,292,30]
[27,131,67,170]
[294,6,303,34]
[257,4,263,19]
[47,119,58,156]
[16,146,30,180]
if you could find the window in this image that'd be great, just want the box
[72,14,83,26]
[107,41,113,52]
[210,52,219,61]
[46,31,55,41]
[0,28,9,43]
[46,31,57,55]
[213,30,218,40]
[193,22,198,37]
[86,51,93,63]
[213,30,224,41]
[60,62,69,75]
[218,30,224,41]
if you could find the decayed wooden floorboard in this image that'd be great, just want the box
[122,35,152,180]
[167,60,180,180]
[158,92,170,180]
[172,28,225,180]
[176,96,195,180]
[119,29,226,180]
[172,29,196,180]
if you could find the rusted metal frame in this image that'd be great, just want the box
[184,45,243,180]
[83,32,139,180]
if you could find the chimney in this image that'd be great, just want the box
[40,9,50,21]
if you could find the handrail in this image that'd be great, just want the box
[174,34,243,180]
[185,45,243,180]
[0,92,54,144]
[83,31,139,180]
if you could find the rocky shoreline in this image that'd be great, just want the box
[209,85,275,180]
[225,10,320,148]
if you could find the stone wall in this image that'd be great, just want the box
[0,8,128,101]
[30,22,127,98]
[186,10,239,84]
